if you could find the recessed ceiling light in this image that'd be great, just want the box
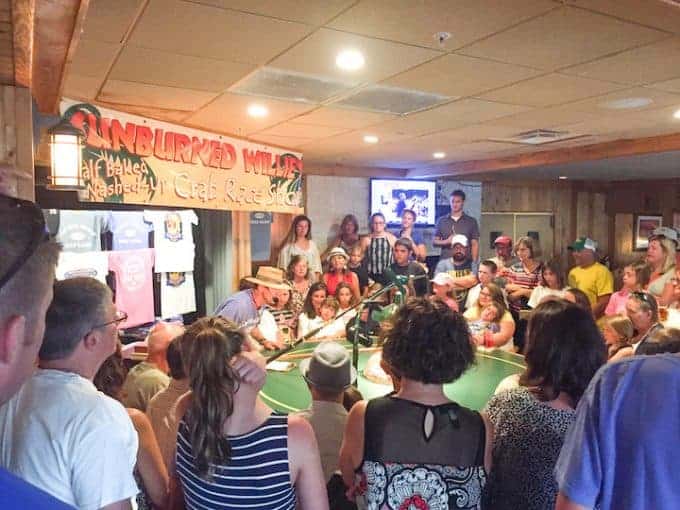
[336,49,365,71]
[363,134,379,144]
[600,97,653,110]
[674,108,680,119]
[247,104,268,118]
[433,152,446,159]
[559,176,568,180]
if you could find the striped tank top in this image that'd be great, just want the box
[176,412,296,510]
[366,236,393,281]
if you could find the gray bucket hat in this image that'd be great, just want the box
[299,342,357,392]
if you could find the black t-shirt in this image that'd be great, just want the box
[390,261,428,297]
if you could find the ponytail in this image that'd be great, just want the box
[184,317,243,479]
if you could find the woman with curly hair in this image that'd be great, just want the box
[482,299,606,510]
[174,317,327,509]
[340,298,492,509]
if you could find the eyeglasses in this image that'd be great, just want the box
[0,195,50,291]
[93,310,128,329]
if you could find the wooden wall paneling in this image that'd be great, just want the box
[613,213,636,267]
[11,0,34,88]
[553,183,573,266]
[0,0,13,85]
[269,213,293,266]
[591,192,608,256]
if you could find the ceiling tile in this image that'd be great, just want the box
[63,74,102,101]
[110,46,255,92]
[647,77,680,94]
[92,102,193,124]
[459,6,667,71]
[185,93,316,136]
[248,134,315,150]
[566,0,680,34]
[255,122,350,139]
[383,54,543,97]
[492,104,602,130]
[294,107,396,129]
[128,0,311,64]
[81,0,142,44]
[562,87,680,115]
[562,37,680,85]
[98,80,218,110]
[191,0,355,25]
[69,40,120,79]
[478,73,625,107]
[269,28,442,84]
[368,99,531,137]
[327,0,557,50]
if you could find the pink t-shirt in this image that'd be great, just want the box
[108,249,156,328]
[605,289,630,316]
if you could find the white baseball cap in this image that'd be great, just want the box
[451,234,468,247]
[431,272,455,287]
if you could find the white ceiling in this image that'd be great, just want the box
[62,0,680,178]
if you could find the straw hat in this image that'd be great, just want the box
[299,342,357,392]
[244,266,291,291]
[326,246,349,261]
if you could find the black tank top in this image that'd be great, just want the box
[357,396,487,509]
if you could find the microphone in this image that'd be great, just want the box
[383,268,407,294]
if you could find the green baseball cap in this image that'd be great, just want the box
[568,237,598,252]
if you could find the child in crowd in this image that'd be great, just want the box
[430,272,459,312]
[601,314,635,361]
[528,258,568,308]
[304,297,346,342]
[347,244,370,296]
[335,282,357,325]
[469,302,504,348]
[605,261,651,316]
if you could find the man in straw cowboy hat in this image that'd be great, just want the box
[215,266,291,350]
[297,342,357,484]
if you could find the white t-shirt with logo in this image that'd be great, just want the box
[0,370,139,509]
[56,210,109,252]
[160,271,196,318]
[144,210,198,272]
[56,251,110,284]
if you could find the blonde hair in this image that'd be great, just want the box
[653,237,677,274]
[602,315,634,344]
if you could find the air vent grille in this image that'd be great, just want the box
[334,85,451,115]
[489,129,589,145]
[231,67,355,104]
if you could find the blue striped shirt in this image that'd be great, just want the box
[176,413,296,509]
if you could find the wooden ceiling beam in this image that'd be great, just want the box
[304,162,408,178]
[407,132,680,179]
[32,0,88,113]
[11,0,34,88]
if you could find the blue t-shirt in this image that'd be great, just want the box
[555,354,680,510]
[214,289,259,329]
[0,468,74,509]
[109,211,152,251]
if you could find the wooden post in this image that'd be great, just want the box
[0,85,34,200]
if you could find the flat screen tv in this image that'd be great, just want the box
[370,178,437,227]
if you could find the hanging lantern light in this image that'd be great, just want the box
[47,119,85,190]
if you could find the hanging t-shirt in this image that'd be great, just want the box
[144,210,198,272]
[56,251,109,284]
[160,271,196,318]
[109,211,152,251]
[56,210,109,252]
[108,249,155,328]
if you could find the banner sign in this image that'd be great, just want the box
[59,100,304,213]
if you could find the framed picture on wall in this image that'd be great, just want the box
[634,215,662,250]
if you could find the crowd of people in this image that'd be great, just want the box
[1,190,680,509]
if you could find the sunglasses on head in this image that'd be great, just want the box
[0,194,50,291]
[630,291,655,305]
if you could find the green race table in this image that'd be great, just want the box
[260,341,525,413]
